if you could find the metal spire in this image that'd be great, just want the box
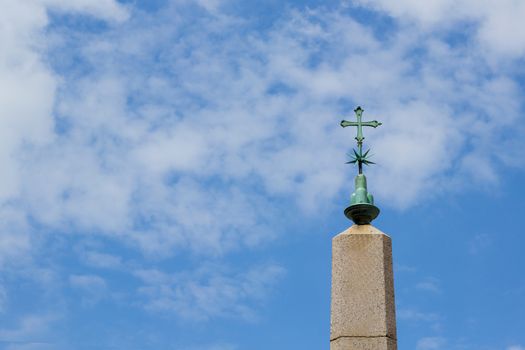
[340,106,382,224]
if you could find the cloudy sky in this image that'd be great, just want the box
[0,0,524,349]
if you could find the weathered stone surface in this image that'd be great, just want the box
[331,336,397,350]
[330,225,397,349]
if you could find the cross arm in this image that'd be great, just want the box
[361,121,382,128]
[340,120,358,127]
[340,120,382,128]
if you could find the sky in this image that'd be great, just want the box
[0,0,524,349]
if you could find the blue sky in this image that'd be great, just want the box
[0,0,524,349]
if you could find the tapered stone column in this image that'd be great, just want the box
[330,224,397,350]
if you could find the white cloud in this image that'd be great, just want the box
[508,346,525,350]
[352,0,456,24]
[468,233,492,255]
[416,336,446,350]
[0,1,55,202]
[79,250,124,269]
[135,263,285,321]
[352,0,525,57]
[0,0,130,268]
[0,283,7,313]
[41,0,129,22]
[69,274,108,305]
[397,307,442,333]
[0,208,32,267]
[69,274,106,290]
[397,308,440,322]
[416,277,442,294]
[0,314,58,344]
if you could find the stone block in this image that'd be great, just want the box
[330,225,397,349]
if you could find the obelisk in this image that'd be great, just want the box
[331,107,397,350]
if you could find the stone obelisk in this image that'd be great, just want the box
[331,107,397,350]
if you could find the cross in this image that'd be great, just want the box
[341,106,382,174]
[340,106,382,149]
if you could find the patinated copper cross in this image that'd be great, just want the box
[340,106,382,147]
[341,106,381,174]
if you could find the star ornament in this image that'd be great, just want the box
[346,148,375,166]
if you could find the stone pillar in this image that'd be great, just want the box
[330,225,397,350]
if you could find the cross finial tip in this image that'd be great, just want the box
[354,106,363,113]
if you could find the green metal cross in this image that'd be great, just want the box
[340,106,382,147]
[341,106,382,174]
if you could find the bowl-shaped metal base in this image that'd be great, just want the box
[344,203,380,225]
